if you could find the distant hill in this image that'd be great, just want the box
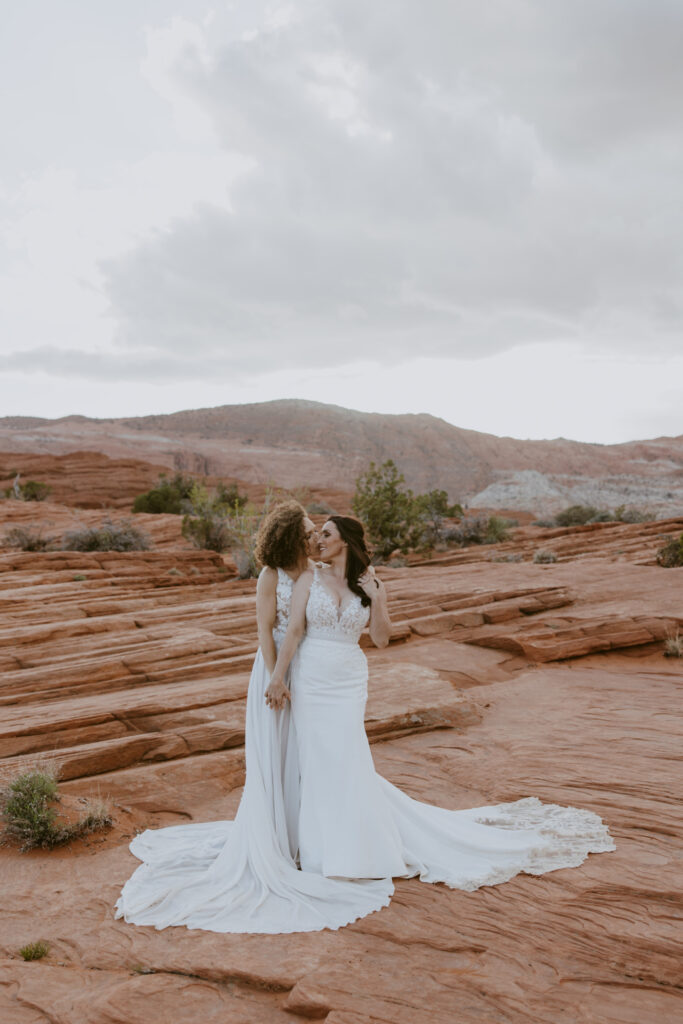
[0,399,681,515]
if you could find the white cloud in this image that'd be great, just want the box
[1,1,681,443]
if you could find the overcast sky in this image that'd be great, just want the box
[1,0,681,443]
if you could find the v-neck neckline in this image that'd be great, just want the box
[315,571,355,620]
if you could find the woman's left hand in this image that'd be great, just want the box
[358,566,383,600]
[265,677,291,710]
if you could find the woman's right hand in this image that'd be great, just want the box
[265,676,291,710]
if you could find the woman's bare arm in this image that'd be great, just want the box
[265,569,313,709]
[256,567,278,674]
[360,569,392,648]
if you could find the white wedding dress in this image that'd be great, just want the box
[114,567,615,934]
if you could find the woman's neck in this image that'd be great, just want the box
[327,551,347,580]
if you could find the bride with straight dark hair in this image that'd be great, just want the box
[265,516,614,889]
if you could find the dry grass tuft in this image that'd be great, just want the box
[19,940,50,961]
[663,631,683,658]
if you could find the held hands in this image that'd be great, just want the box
[265,676,291,710]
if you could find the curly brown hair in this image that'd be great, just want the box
[253,500,309,570]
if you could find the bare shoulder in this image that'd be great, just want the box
[293,567,314,591]
[256,565,277,595]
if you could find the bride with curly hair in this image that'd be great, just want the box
[115,502,396,933]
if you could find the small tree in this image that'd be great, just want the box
[414,489,464,548]
[352,460,422,560]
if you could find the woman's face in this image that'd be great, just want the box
[318,520,345,561]
[303,516,320,559]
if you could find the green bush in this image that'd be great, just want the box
[534,549,558,563]
[132,473,196,514]
[3,479,51,501]
[613,505,653,524]
[3,527,54,551]
[656,534,683,568]
[485,515,512,543]
[62,517,151,552]
[443,515,512,546]
[554,505,600,527]
[0,763,112,851]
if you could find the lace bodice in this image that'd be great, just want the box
[273,568,294,644]
[305,567,369,644]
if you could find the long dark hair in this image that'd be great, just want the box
[327,515,372,607]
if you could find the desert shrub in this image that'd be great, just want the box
[307,500,335,515]
[534,549,558,564]
[554,505,600,527]
[182,484,259,575]
[352,461,423,560]
[62,517,151,552]
[2,527,54,551]
[19,941,49,961]
[485,515,512,543]
[215,482,248,510]
[132,473,196,515]
[0,762,112,852]
[182,512,232,553]
[613,505,653,524]
[444,515,512,547]
[3,478,51,501]
[532,518,556,528]
[656,534,683,568]
[414,489,464,549]
[588,510,616,523]
[664,630,683,658]
[20,480,51,502]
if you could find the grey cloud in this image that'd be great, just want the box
[95,0,683,379]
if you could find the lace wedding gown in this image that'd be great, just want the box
[114,567,615,933]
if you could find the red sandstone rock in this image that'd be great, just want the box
[0,486,681,1023]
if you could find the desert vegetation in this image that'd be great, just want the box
[2,526,55,551]
[663,631,683,658]
[351,460,518,560]
[536,504,654,528]
[133,473,248,515]
[181,483,259,576]
[0,762,112,852]
[18,940,50,961]
[2,475,52,502]
[533,549,558,563]
[62,518,151,552]
[656,533,683,568]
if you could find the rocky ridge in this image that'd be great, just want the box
[1,399,682,516]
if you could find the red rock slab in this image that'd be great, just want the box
[474,614,681,662]
[2,659,679,1024]
[0,960,292,1024]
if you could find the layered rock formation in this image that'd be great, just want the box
[1,467,681,1023]
[1,399,682,515]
